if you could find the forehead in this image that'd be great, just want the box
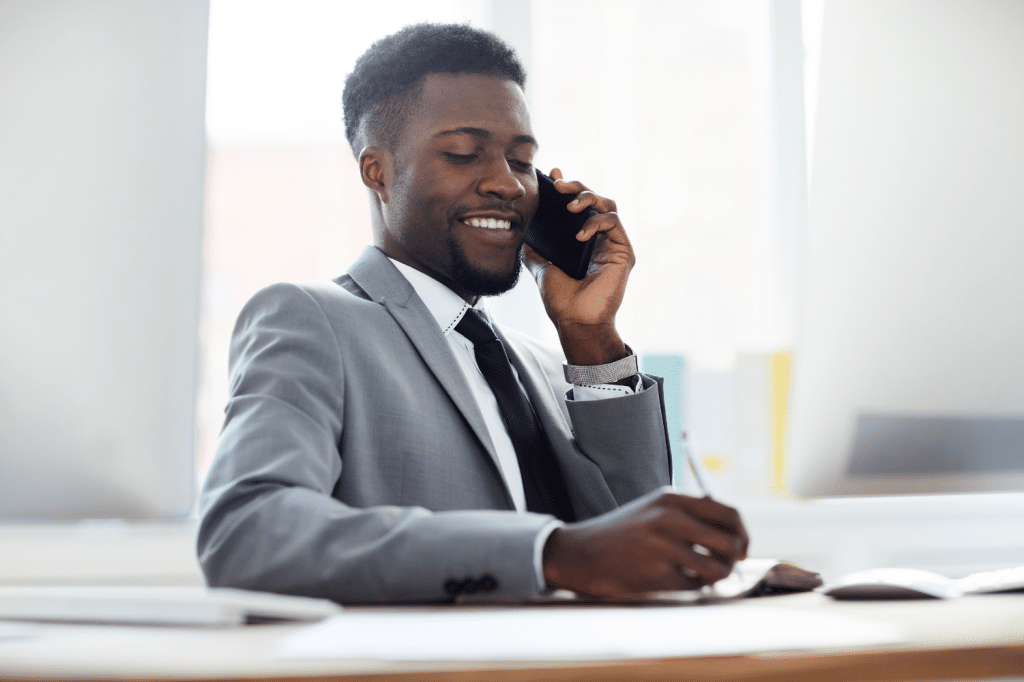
[402,72,534,145]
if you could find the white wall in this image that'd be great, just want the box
[0,0,208,519]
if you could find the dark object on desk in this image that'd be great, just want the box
[745,562,826,597]
[708,559,824,599]
[524,170,598,280]
[828,584,943,600]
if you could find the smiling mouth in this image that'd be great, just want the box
[462,217,513,230]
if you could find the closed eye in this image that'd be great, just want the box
[509,159,534,172]
[443,152,477,163]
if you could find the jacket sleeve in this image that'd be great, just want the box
[196,284,552,604]
[501,329,673,518]
[565,374,674,506]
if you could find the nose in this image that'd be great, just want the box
[477,157,526,201]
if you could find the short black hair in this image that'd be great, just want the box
[342,23,526,156]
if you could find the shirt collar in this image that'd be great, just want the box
[387,258,487,337]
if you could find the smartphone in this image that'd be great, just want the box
[524,169,598,280]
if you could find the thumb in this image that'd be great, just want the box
[522,243,552,280]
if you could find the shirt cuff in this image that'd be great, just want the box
[533,519,565,591]
[572,377,644,400]
[562,345,639,385]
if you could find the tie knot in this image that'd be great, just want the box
[455,308,498,346]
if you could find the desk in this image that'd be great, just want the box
[1,593,1022,681]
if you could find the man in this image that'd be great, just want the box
[198,23,748,604]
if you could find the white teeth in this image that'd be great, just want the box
[465,217,511,230]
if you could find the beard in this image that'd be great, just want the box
[446,234,523,297]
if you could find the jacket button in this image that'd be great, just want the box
[443,575,500,598]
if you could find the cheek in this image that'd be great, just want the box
[390,180,438,231]
[400,170,455,218]
[393,187,454,256]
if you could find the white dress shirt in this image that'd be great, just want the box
[388,259,640,587]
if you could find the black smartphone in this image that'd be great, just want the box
[524,169,598,280]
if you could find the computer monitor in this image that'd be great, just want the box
[0,2,208,519]
[785,0,1024,497]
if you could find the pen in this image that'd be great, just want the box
[681,428,714,498]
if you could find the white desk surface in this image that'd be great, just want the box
[0,592,1022,681]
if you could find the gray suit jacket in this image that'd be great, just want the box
[198,246,672,603]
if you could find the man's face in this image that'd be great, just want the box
[378,73,539,300]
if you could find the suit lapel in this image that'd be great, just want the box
[346,247,513,506]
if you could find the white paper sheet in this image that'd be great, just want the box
[276,605,904,661]
[0,621,37,641]
[826,565,1024,599]
[0,587,340,626]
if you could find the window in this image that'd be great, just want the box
[200,0,787,484]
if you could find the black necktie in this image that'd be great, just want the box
[456,309,576,521]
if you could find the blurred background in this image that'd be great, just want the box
[199,0,808,495]
[2,0,1022,587]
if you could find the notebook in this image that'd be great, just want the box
[824,565,1024,600]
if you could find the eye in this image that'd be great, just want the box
[508,158,534,172]
[443,152,477,163]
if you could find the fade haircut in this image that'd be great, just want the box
[342,23,526,157]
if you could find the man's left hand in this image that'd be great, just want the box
[523,168,635,366]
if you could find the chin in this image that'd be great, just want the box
[449,242,522,297]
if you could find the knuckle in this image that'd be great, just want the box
[655,485,679,501]
[648,490,671,508]
[694,554,730,580]
[646,506,672,529]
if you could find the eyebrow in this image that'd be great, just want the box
[433,127,538,148]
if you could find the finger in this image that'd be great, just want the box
[652,538,733,588]
[661,567,707,593]
[522,242,557,279]
[640,493,744,563]
[522,243,575,291]
[549,167,564,181]
[603,539,716,594]
[552,176,587,192]
[674,544,735,586]
[553,179,591,201]
[521,242,548,270]
[567,190,617,215]
[662,491,747,536]
[576,212,625,242]
[577,215,635,270]
[674,572,708,591]
[680,497,749,558]
[653,505,747,565]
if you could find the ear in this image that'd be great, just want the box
[359,146,391,203]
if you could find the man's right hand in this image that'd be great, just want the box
[542,487,749,599]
